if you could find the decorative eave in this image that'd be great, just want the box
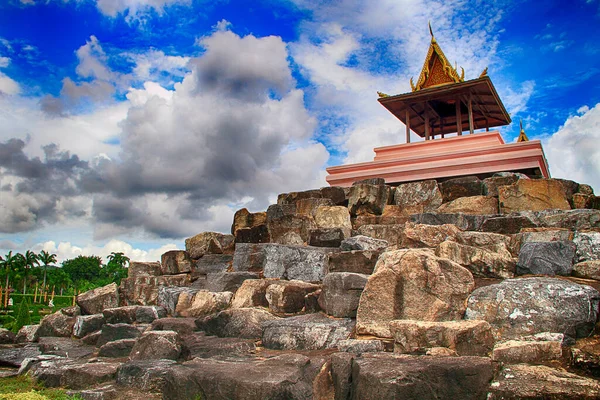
[410,24,465,92]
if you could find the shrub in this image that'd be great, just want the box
[13,298,31,334]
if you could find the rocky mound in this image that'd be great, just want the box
[3,174,600,399]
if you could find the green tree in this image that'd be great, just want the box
[13,297,31,333]
[21,251,39,294]
[46,267,72,294]
[102,252,130,285]
[37,250,57,291]
[62,255,102,288]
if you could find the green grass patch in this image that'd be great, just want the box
[0,375,82,399]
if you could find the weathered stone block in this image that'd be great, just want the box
[574,231,600,262]
[499,179,571,213]
[356,224,404,246]
[573,260,600,280]
[231,208,267,235]
[160,250,192,275]
[437,195,498,215]
[185,232,235,259]
[230,279,275,308]
[128,261,161,277]
[196,308,279,339]
[265,280,320,314]
[492,339,563,364]
[308,228,346,247]
[401,222,461,248]
[393,180,442,214]
[436,240,515,279]
[77,283,119,315]
[295,197,333,216]
[73,314,105,338]
[328,250,380,275]
[516,241,576,276]
[348,183,389,216]
[130,330,181,361]
[319,272,368,318]
[205,271,259,293]
[176,290,233,318]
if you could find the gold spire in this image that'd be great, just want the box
[377,91,389,98]
[517,119,529,142]
[410,24,464,92]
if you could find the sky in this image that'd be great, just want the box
[0,0,599,263]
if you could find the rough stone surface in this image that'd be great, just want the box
[340,235,388,251]
[535,209,600,231]
[119,274,191,306]
[262,313,355,350]
[574,231,600,262]
[336,339,385,353]
[38,310,77,338]
[491,339,563,364]
[319,272,368,318]
[128,262,161,277]
[230,278,274,308]
[129,330,181,361]
[295,197,333,216]
[356,224,405,246]
[313,205,351,232]
[161,251,192,275]
[389,319,494,356]
[411,213,485,231]
[401,222,461,248]
[356,249,474,338]
[162,353,327,400]
[117,359,177,393]
[573,260,600,280]
[98,338,136,358]
[180,332,256,359]
[351,353,494,400]
[488,364,600,399]
[512,228,573,254]
[0,344,41,367]
[157,287,199,316]
[465,277,600,340]
[327,250,380,275]
[516,241,576,276]
[73,314,105,338]
[196,308,279,339]
[267,213,316,245]
[176,290,233,318]
[0,328,16,344]
[204,271,259,293]
[233,243,337,282]
[192,254,232,278]
[393,180,442,214]
[37,337,94,359]
[277,189,323,205]
[331,352,354,400]
[436,240,516,279]
[77,283,119,315]
[265,280,321,314]
[439,176,483,203]
[573,193,600,210]
[483,174,522,197]
[185,232,235,259]
[231,208,267,235]
[348,183,390,216]
[455,230,513,253]
[151,317,197,335]
[436,195,498,215]
[499,179,571,213]
[481,213,538,234]
[97,323,143,347]
[308,228,346,247]
[234,224,270,244]
[16,325,40,343]
[320,186,347,206]
[30,360,119,390]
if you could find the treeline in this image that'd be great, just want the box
[0,251,130,297]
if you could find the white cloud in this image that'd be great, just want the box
[544,103,600,192]
[0,72,20,95]
[0,57,9,68]
[129,49,190,82]
[94,0,191,18]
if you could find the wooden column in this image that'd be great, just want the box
[405,109,411,143]
[485,117,489,132]
[455,98,462,136]
[424,105,430,141]
[467,93,474,134]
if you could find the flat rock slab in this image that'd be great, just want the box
[410,212,485,231]
[77,283,119,315]
[151,317,198,335]
[30,359,120,390]
[38,337,95,359]
[196,308,280,339]
[98,338,136,358]
[351,353,494,400]
[117,359,178,392]
[262,313,355,350]
[180,332,256,360]
[162,353,328,400]
[233,243,338,282]
[516,241,576,276]
[488,364,600,399]
[129,330,181,361]
[465,277,600,340]
[492,339,563,364]
[0,344,41,367]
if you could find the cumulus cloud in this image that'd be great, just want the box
[544,103,600,192]
[0,72,20,95]
[94,0,191,18]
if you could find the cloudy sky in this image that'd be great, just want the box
[0,0,599,262]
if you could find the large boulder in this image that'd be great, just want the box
[314,205,351,233]
[356,224,405,246]
[348,183,390,216]
[196,308,279,339]
[266,211,316,244]
[356,249,474,338]
[535,209,600,231]
[129,330,181,361]
[98,338,136,358]
[389,319,494,356]
[436,240,516,279]
[157,286,200,316]
[262,313,355,350]
[73,314,105,338]
[117,359,177,393]
[265,280,321,314]
[411,212,485,231]
[481,213,538,234]
[488,364,600,399]
[176,290,233,318]
[77,283,119,315]
[350,353,494,400]
[30,359,119,390]
[128,261,161,277]
[516,241,576,276]
[454,230,513,253]
[192,254,232,277]
[230,278,275,308]
[465,277,600,340]
[0,344,41,367]
[119,274,191,306]
[97,323,143,347]
[491,339,563,364]
[483,173,523,197]
[573,260,600,280]
[327,250,380,275]
[162,353,328,400]
[308,228,346,247]
[204,271,259,293]
[0,328,16,344]
[393,180,442,214]
[15,324,40,343]
[295,197,333,216]
[574,231,600,262]
[185,232,235,259]
[232,243,337,282]
[319,272,369,318]
[439,176,484,202]
[180,332,256,360]
[512,228,573,254]
[436,195,498,215]
[340,235,388,251]
[38,309,77,338]
[498,179,571,213]
[401,222,461,248]
[234,224,271,243]
[161,250,193,275]
[151,317,197,335]
[231,208,267,235]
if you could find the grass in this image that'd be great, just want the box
[0,375,83,400]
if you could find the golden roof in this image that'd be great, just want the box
[517,120,530,142]
[410,23,465,92]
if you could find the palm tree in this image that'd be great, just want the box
[22,250,39,294]
[38,250,57,292]
[1,252,19,307]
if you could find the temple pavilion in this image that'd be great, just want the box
[325,26,550,187]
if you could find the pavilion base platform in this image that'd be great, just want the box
[325,131,550,187]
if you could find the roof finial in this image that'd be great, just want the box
[517,119,530,142]
[429,21,436,43]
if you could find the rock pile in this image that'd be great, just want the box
[2,174,600,399]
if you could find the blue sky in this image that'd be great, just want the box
[0,0,599,262]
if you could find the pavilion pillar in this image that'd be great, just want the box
[424,106,430,140]
[467,93,474,134]
[455,98,462,136]
[405,109,411,143]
